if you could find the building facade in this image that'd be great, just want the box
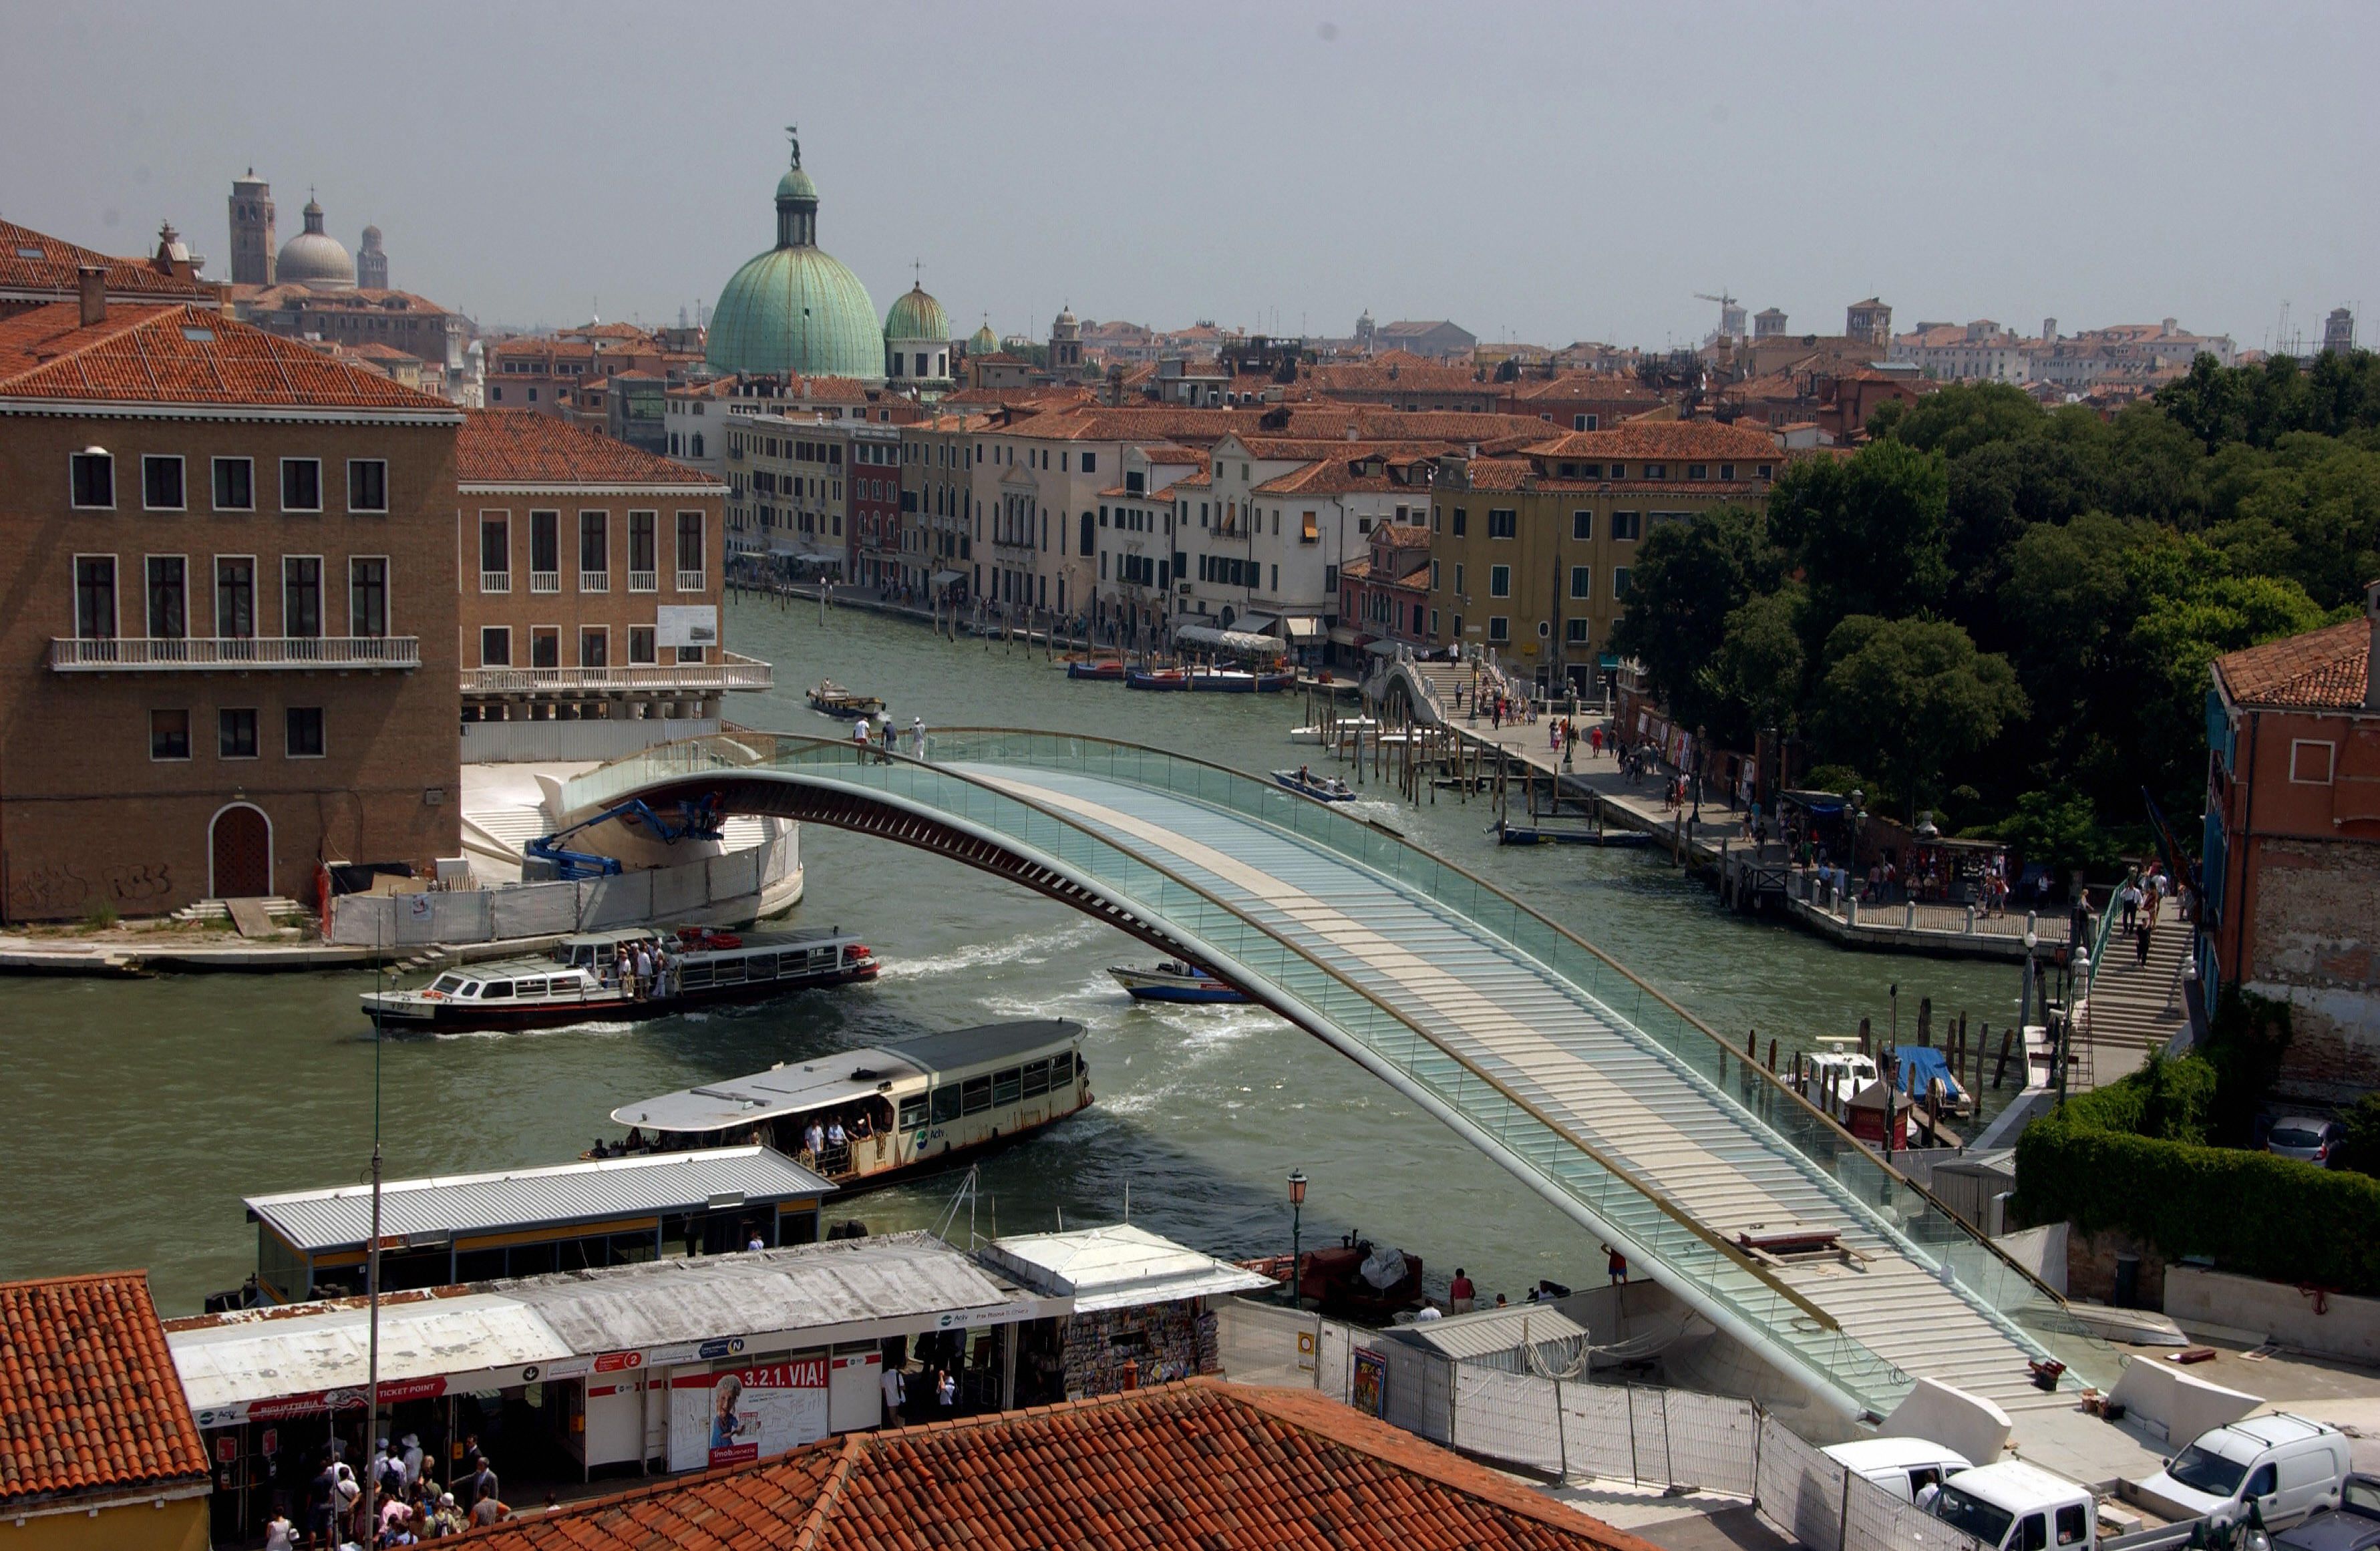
[0,295,462,919]
[898,413,987,600]
[454,411,759,730]
[1424,421,1779,695]
[2202,593,2380,1103]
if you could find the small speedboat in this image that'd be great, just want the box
[1272,768,1357,802]
[808,681,885,719]
[1186,668,1294,693]
[1108,961,1248,1004]
[1067,659,1127,681]
[1290,717,1377,745]
[1126,667,1190,691]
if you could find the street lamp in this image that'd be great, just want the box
[1287,1168,1308,1311]
[2020,927,2040,1032]
[2061,949,2091,1105]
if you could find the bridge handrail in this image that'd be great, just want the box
[565,729,2110,1391]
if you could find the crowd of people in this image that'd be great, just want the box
[265,1435,527,1548]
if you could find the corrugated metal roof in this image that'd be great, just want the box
[168,1293,572,1413]
[977,1223,1275,1313]
[496,1231,1018,1353]
[613,1022,1082,1133]
[1383,1303,1590,1363]
[246,1146,835,1253]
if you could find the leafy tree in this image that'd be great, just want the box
[1605,504,1779,732]
[2203,433,2380,609]
[1767,440,1952,626]
[1984,787,2122,881]
[1886,381,2046,460]
[1705,585,1807,741]
[2201,989,2294,1147]
[1815,615,2026,819]
[2337,1093,2380,1177]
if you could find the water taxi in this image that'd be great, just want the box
[1272,767,1357,802]
[1793,1037,1879,1122]
[1108,961,1248,1004]
[807,681,885,719]
[361,926,878,1033]
[601,1020,1092,1190]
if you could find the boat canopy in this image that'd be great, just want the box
[612,1020,1082,1134]
[1894,1044,1967,1100]
[1172,624,1282,657]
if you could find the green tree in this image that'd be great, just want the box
[1816,615,2027,819]
[1605,504,1779,732]
[1985,787,2122,882]
[1767,440,1952,627]
[1705,584,1807,741]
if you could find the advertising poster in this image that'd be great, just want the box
[655,605,719,649]
[1350,1349,1387,1417]
[667,1359,830,1471]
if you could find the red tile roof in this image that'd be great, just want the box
[0,217,212,300]
[2214,617,2376,711]
[456,409,721,486]
[1522,420,1781,461]
[468,1379,1647,1551]
[0,1272,209,1506]
[0,302,456,412]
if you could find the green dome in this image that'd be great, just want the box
[969,322,998,353]
[884,284,949,343]
[707,148,882,382]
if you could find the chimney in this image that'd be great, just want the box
[2366,578,2380,712]
[76,265,106,327]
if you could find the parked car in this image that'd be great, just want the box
[2275,1476,2380,1551]
[2266,1117,2347,1167]
[2134,1414,2352,1530]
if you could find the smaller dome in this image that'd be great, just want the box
[885,284,949,344]
[277,194,355,288]
[1055,305,1078,328]
[969,321,998,353]
[361,224,383,244]
[776,166,819,204]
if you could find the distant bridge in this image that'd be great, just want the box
[564,730,2099,1421]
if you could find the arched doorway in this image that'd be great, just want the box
[210,803,272,898]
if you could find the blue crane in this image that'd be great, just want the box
[524,793,728,880]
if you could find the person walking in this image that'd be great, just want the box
[851,715,871,762]
[2135,919,2153,968]
[881,1360,906,1427]
[2119,878,2140,932]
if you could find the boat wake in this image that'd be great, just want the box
[875,922,1104,981]
[428,1019,641,1041]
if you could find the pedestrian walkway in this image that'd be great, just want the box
[2070,902,2194,1085]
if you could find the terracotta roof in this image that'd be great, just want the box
[1522,420,1780,460]
[457,409,721,486]
[467,1378,1647,1551]
[232,283,454,315]
[0,302,455,412]
[0,1272,208,1506]
[2214,617,2375,712]
[0,217,212,299]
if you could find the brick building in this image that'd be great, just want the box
[0,288,462,920]
[0,214,214,319]
[2202,588,2380,1102]
[228,283,468,368]
[455,411,759,729]
[1423,421,1780,696]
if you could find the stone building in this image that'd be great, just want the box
[2204,589,2380,1102]
[228,168,275,285]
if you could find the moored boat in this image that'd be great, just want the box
[1065,658,1127,681]
[1185,667,1293,693]
[1126,667,1190,691]
[361,926,878,1033]
[1272,767,1357,802]
[1289,717,1377,744]
[1793,1038,1878,1122]
[1108,961,1248,1004]
[808,680,886,718]
[1240,1235,1425,1320]
[600,1019,1093,1190]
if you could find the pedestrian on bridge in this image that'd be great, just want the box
[1602,1244,1628,1285]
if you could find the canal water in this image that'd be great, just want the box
[2,597,2026,1314]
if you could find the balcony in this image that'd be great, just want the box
[675,568,707,592]
[580,570,610,594]
[51,636,422,671]
[530,570,560,594]
[481,570,511,593]
[460,649,772,697]
[629,569,658,592]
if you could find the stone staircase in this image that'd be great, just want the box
[2072,913,2194,1085]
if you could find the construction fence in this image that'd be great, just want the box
[327,828,798,947]
[1238,1305,1984,1551]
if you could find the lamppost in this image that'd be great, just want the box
[1850,788,1866,886]
[1691,723,1707,828]
[2020,927,2040,1032]
[1287,1168,1308,1311]
[2060,949,2090,1105]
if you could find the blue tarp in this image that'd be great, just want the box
[1895,1045,1966,1102]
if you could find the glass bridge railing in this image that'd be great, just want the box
[564,730,2120,1403]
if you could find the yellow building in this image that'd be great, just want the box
[1425,421,1781,695]
[0,1272,210,1551]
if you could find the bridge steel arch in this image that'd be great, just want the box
[566,729,2101,1421]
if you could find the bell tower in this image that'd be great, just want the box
[229,168,275,286]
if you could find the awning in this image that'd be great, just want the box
[975,1224,1275,1314]
[1281,617,1323,641]
[930,569,966,588]
[1236,613,1279,635]
[1328,625,1369,648]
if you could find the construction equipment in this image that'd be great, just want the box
[524,793,728,880]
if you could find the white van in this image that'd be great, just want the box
[1825,1437,1977,1504]
[1933,1460,2099,1551]
[2135,1414,2352,1530]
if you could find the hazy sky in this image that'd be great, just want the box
[5,3,2373,351]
